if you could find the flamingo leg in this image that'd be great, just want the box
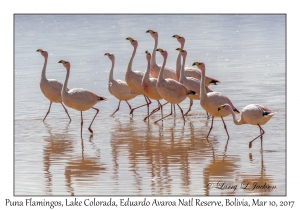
[207,116,214,138]
[129,95,151,116]
[80,111,83,139]
[111,100,121,116]
[183,99,193,116]
[88,107,99,134]
[145,96,152,117]
[260,125,265,151]
[249,125,265,148]
[260,129,263,153]
[206,112,210,119]
[176,104,185,119]
[160,101,164,116]
[149,100,161,114]
[125,100,132,110]
[60,102,71,123]
[154,103,173,123]
[221,117,230,139]
[151,101,169,115]
[144,101,168,121]
[159,101,169,116]
[43,101,52,122]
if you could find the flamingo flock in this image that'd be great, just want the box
[37,29,275,147]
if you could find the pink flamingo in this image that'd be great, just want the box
[125,37,152,116]
[142,51,169,121]
[176,48,213,117]
[59,60,107,138]
[192,61,239,139]
[37,49,71,122]
[104,53,139,116]
[155,48,196,123]
[218,103,275,148]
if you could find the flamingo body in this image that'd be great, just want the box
[40,78,65,103]
[201,92,238,117]
[125,71,145,94]
[108,79,138,101]
[61,88,105,111]
[157,78,190,104]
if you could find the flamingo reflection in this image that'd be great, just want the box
[43,123,73,195]
[109,118,214,195]
[64,136,106,196]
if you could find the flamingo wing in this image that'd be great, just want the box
[254,104,272,116]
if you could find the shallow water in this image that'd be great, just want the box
[14,14,285,196]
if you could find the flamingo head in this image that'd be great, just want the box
[145,51,151,61]
[58,60,70,69]
[156,48,168,58]
[37,49,48,58]
[218,104,232,112]
[126,37,138,47]
[104,52,115,61]
[176,47,187,57]
[146,29,158,39]
[172,34,185,46]
[192,62,205,70]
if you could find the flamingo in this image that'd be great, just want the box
[104,53,139,116]
[146,30,177,80]
[125,37,152,116]
[37,49,71,122]
[218,104,275,148]
[155,48,196,123]
[142,51,169,121]
[176,48,213,117]
[172,34,220,85]
[192,61,239,139]
[58,60,107,138]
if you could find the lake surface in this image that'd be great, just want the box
[14,14,286,196]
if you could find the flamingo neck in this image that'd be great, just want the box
[62,67,70,95]
[151,38,158,67]
[228,108,243,125]
[109,59,115,83]
[179,55,186,83]
[143,59,151,83]
[176,43,185,80]
[200,66,207,101]
[158,55,166,82]
[41,56,48,80]
[127,46,136,74]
